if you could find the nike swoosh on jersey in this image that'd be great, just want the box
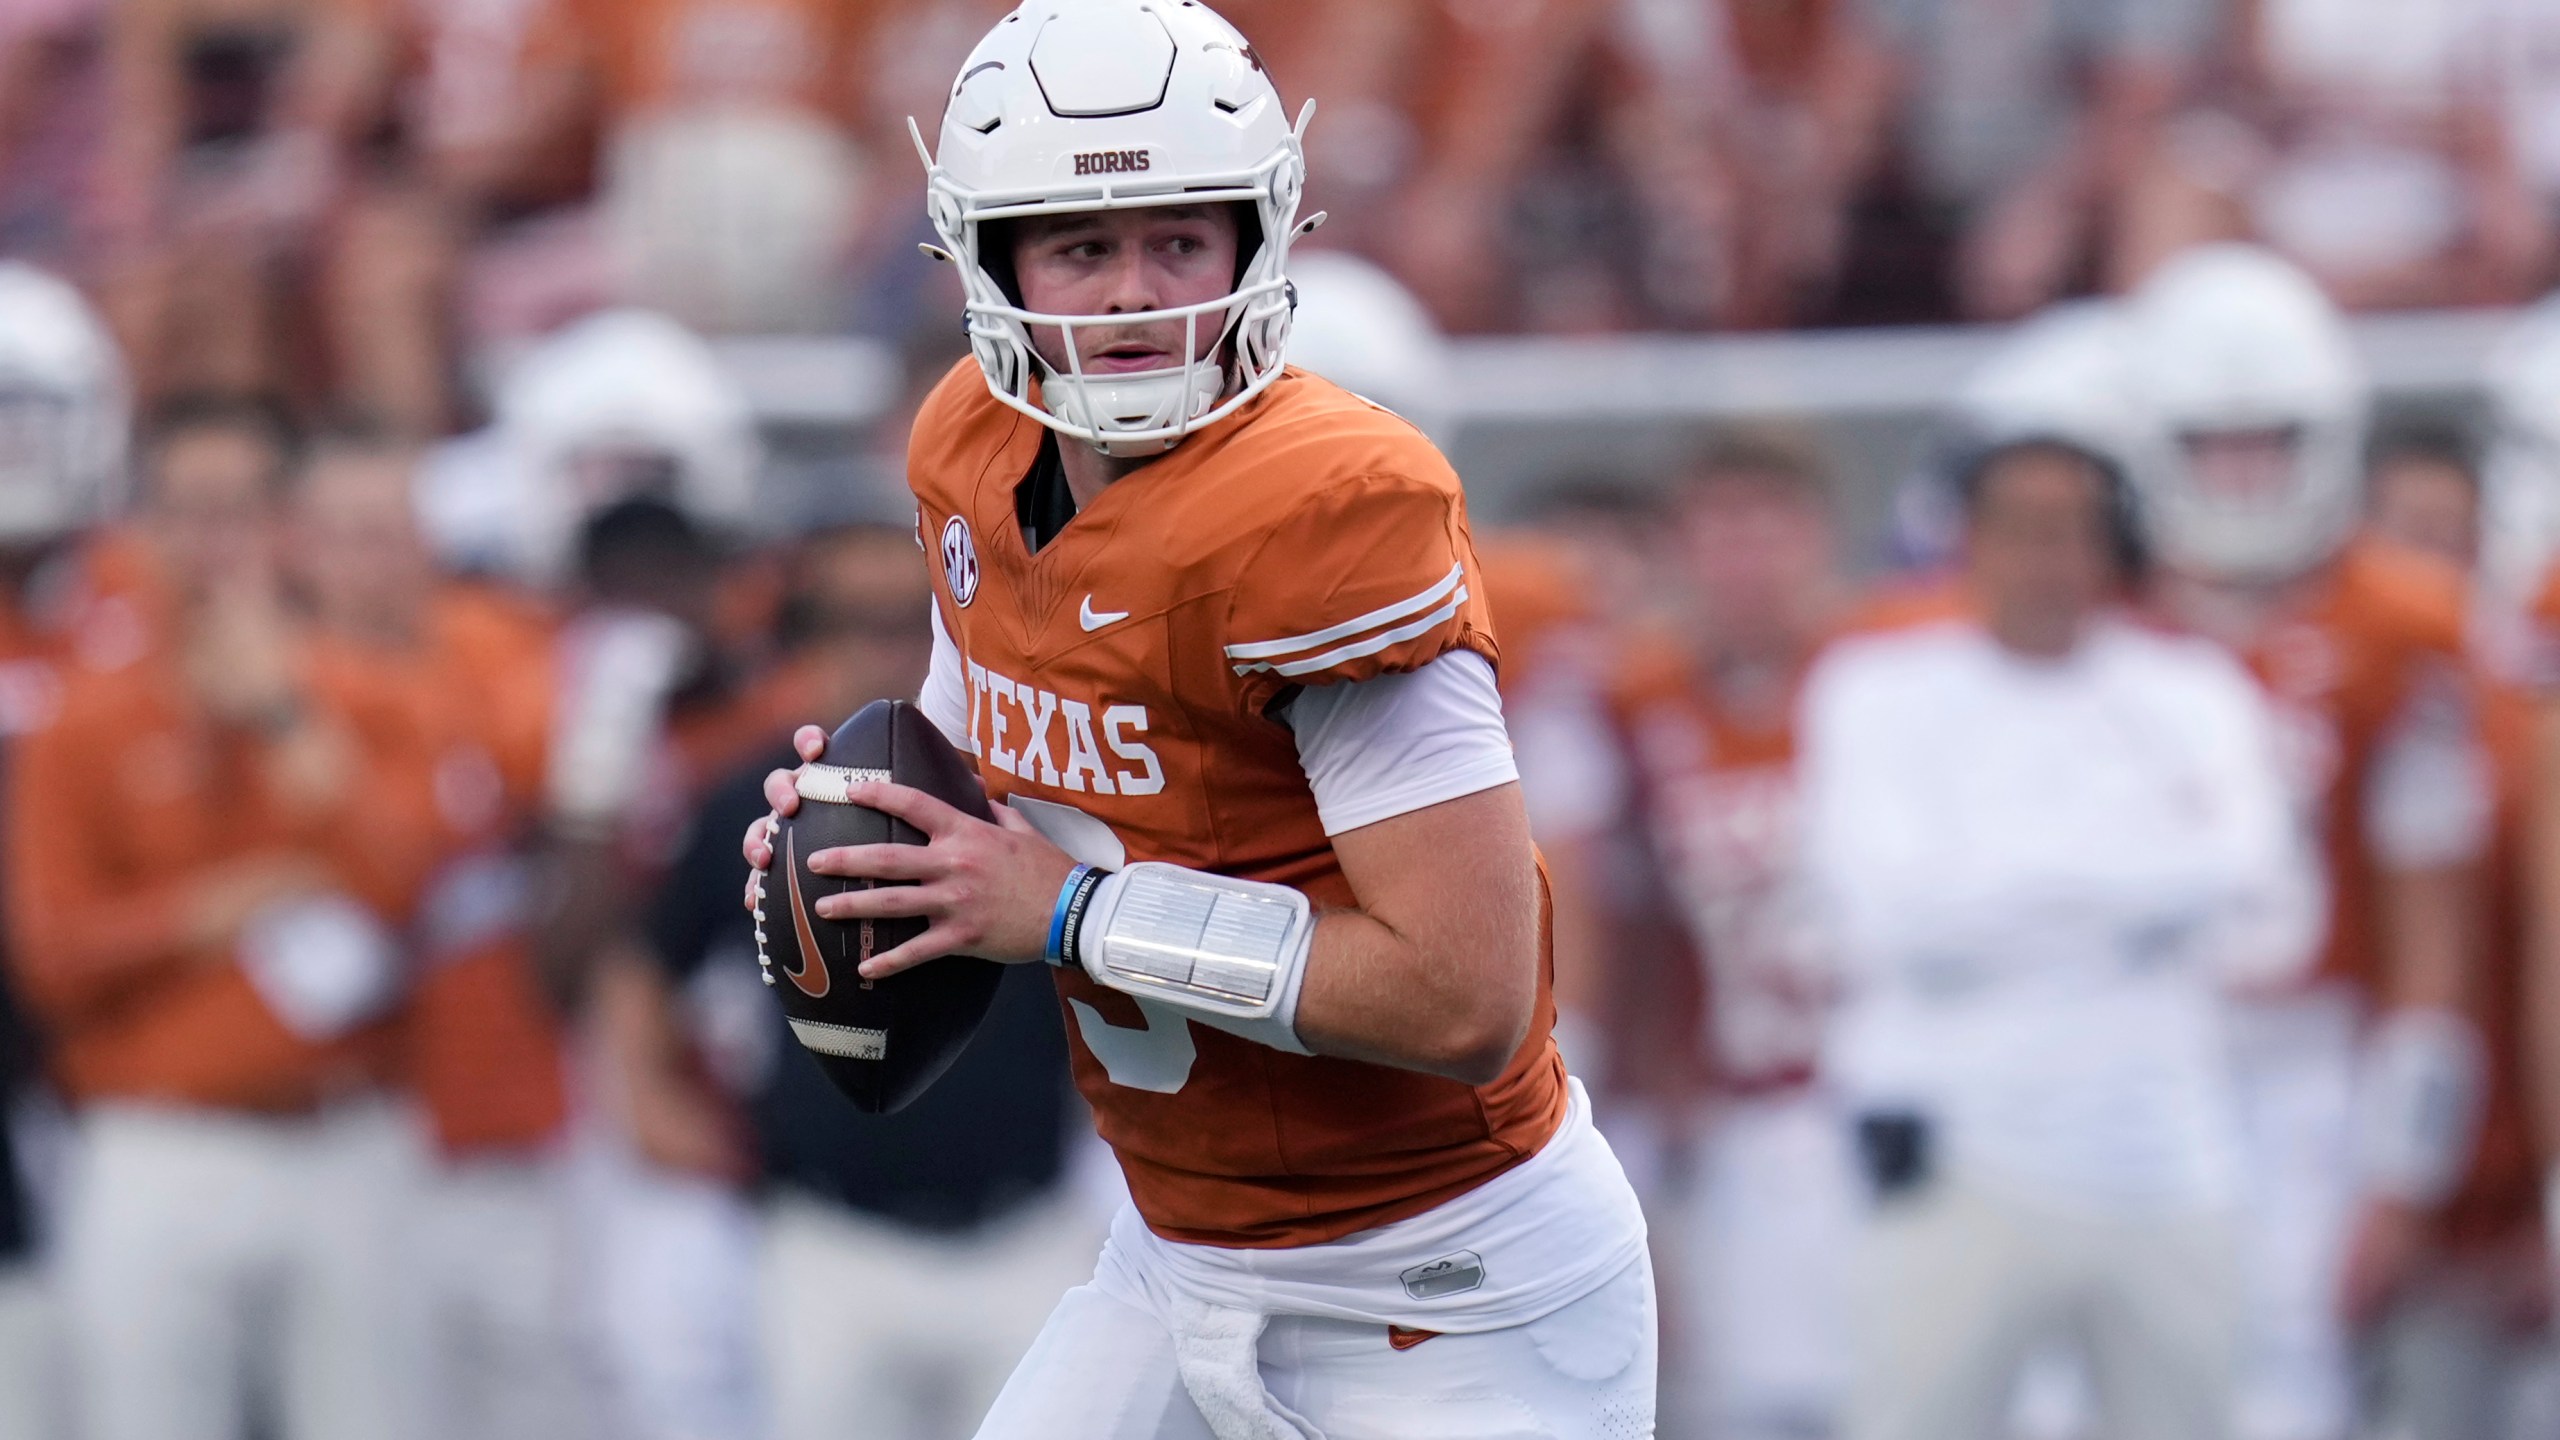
[1079,596,1132,632]
[1387,1326,1440,1352]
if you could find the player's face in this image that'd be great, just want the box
[1009,206,1243,377]
[2365,454,2478,572]
[1964,446,2118,658]
[291,450,432,644]
[145,425,285,602]
[1678,472,1832,651]
[2179,426,2301,511]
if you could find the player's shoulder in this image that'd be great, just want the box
[2330,536,2471,656]
[907,359,1029,500]
[1208,374,1490,690]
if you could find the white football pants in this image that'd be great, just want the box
[1847,1175,2241,1440]
[972,1243,1657,1439]
[2227,992,2359,1440]
[414,1155,597,1440]
[56,1099,430,1440]
[762,1189,1105,1440]
[1669,1090,1857,1440]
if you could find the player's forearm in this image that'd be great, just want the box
[1293,908,1537,1086]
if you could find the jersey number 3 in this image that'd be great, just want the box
[1010,795,1201,1094]
[1069,997,1198,1094]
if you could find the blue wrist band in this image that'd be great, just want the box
[1047,864,1097,968]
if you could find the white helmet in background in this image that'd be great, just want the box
[0,263,128,544]
[493,308,762,580]
[2481,293,2560,605]
[1954,300,2142,472]
[1283,249,1454,445]
[2123,244,2368,583]
[917,0,1315,458]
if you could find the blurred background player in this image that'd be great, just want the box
[1532,432,1856,1440]
[2343,407,2559,1440]
[283,423,591,1440]
[1804,429,2317,1440]
[650,510,1103,1440]
[0,259,140,1439]
[2124,242,2496,1440]
[9,392,446,1440]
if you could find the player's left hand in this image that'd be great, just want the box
[797,779,1077,978]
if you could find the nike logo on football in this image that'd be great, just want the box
[1079,596,1131,632]
[783,831,831,999]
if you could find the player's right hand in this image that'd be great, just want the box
[740,725,828,913]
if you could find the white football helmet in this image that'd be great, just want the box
[2481,293,2560,606]
[0,263,128,544]
[2123,244,2368,583]
[915,0,1316,458]
[1282,249,1454,444]
[492,308,763,580]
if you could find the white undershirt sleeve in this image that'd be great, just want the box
[1285,650,1520,836]
[919,603,971,751]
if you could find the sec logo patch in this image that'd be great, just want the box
[941,515,981,608]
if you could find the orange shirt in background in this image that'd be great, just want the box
[2240,540,2479,996]
[392,582,572,1156]
[8,632,446,1113]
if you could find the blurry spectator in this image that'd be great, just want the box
[520,0,872,337]
[10,394,445,1440]
[651,518,1099,1440]
[1558,433,1857,1440]
[1849,0,2217,322]
[1803,436,2316,1440]
[0,0,109,268]
[2140,0,2550,309]
[1600,0,1893,328]
[94,0,397,410]
[2123,245,2495,1440]
[287,427,593,1440]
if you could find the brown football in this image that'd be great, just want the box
[753,699,1003,1114]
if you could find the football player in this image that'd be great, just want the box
[0,260,151,1439]
[2337,412,2551,1440]
[1574,432,1853,1440]
[2123,244,2494,1440]
[745,1,1654,1433]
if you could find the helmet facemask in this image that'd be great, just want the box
[915,102,1317,460]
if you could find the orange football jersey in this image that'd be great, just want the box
[910,362,1567,1249]
[395,584,573,1156]
[2240,539,2480,995]
[2438,672,2540,1251]
[1603,631,1823,1092]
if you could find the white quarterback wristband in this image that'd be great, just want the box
[1077,863,1316,1055]
[2355,1006,2488,1207]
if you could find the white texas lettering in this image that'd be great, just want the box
[1016,685,1062,786]
[966,662,1164,798]
[1058,699,1116,795]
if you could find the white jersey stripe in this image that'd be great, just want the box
[1233,590,1469,677]
[1222,563,1465,663]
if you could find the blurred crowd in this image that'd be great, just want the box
[4,2,2560,1440]
[2,0,2560,438]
